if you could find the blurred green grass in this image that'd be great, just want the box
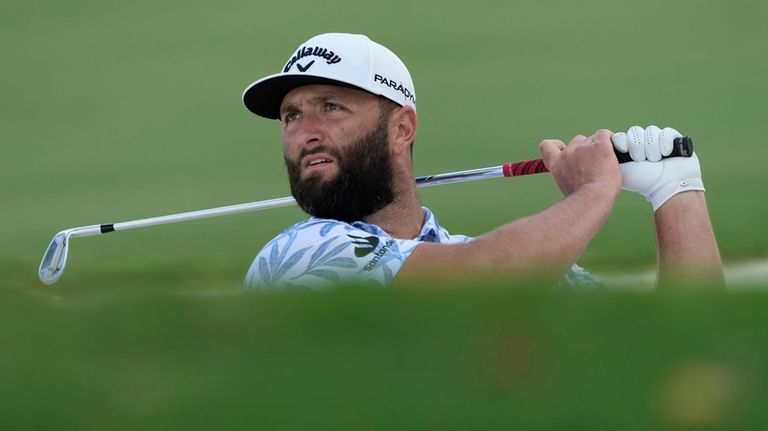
[2,1,768,427]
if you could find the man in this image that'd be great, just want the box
[241,33,723,289]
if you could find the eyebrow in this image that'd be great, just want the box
[280,92,347,116]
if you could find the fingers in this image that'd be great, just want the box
[567,134,587,146]
[593,129,614,148]
[627,126,646,161]
[539,139,566,169]
[659,127,681,157]
[545,127,681,162]
[612,132,629,153]
[619,125,684,161]
[588,129,616,160]
[541,131,612,167]
[645,125,662,162]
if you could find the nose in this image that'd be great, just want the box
[293,112,324,147]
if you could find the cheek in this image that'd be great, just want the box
[282,135,298,160]
[334,122,369,149]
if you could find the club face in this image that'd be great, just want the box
[38,231,70,284]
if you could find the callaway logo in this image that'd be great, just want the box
[284,46,342,73]
[296,60,315,72]
[348,234,379,257]
[374,74,415,103]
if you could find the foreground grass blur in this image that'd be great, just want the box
[2,282,766,430]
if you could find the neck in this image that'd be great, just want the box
[363,175,424,239]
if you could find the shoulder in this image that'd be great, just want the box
[245,218,421,289]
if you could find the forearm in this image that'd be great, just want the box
[654,191,724,288]
[472,184,615,273]
[399,183,617,284]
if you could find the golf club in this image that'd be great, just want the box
[38,136,694,284]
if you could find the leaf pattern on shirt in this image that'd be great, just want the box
[252,218,371,286]
[256,228,312,287]
[290,235,358,283]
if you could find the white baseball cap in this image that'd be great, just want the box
[242,33,416,119]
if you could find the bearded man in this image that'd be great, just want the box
[241,33,723,289]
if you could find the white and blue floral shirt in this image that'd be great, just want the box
[245,207,597,289]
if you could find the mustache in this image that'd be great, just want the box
[298,145,341,160]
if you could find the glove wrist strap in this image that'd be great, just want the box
[648,178,705,212]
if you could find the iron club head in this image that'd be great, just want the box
[38,231,71,285]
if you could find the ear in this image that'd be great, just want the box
[389,106,418,156]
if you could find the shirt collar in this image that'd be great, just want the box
[344,207,445,243]
[415,207,442,242]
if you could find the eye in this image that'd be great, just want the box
[282,111,299,123]
[324,102,342,112]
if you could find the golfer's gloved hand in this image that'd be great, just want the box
[611,125,704,211]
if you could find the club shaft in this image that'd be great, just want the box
[110,196,298,233]
[67,162,541,239]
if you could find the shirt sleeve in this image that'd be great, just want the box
[245,220,422,289]
[555,264,601,289]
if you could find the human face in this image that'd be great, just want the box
[280,85,396,221]
[280,85,385,181]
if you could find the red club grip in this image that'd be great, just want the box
[502,159,549,177]
[502,136,693,177]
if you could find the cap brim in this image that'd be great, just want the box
[242,74,364,120]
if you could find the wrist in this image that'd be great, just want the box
[647,178,705,211]
[579,181,621,202]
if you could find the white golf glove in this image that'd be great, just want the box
[612,125,704,211]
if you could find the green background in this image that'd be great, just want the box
[1,0,767,428]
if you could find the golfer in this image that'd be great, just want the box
[241,33,723,288]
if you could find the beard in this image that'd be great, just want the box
[285,116,395,223]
